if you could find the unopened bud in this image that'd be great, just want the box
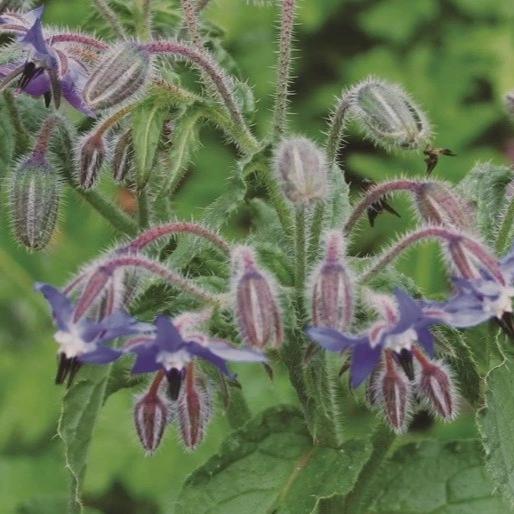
[232,246,284,349]
[375,351,411,433]
[76,133,106,189]
[309,231,354,331]
[112,128,133,182]
[84,43,151,110]
[134,388,170,455]
[414,348,458,420]
[274,137,328,205]
[9,156,60,250]
[349,78,431,150]
[415,182,471,230]
[178,363,212,451]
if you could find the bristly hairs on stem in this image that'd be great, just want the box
[272,0,297,139]
[181,0,203,48]
[325,88,352,169]
[92,0,127,39]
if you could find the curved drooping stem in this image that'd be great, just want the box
[272,0,297,139]
[125,221,231,254]
[326,91,352,168]
[50,33,109,50]
[361,226,504,283]
[73,254,223,321]
[345,179,425,233]
[143,41,254,146]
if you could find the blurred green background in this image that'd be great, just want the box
[1,0,514,512]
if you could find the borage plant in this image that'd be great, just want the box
[3,1,514,513]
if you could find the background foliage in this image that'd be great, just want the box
[1,0,513,512]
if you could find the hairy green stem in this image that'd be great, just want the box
[3,90,30,156]
[326,92,352,168]
[342,423,396,514]
[181,0,203,47]
[308,202,325,262]
[496,196,514,255]
[295,205,307,308]
[138,190,150,228]
[92,0,127,39]
[272,0,297,139]
[225,386,252,429]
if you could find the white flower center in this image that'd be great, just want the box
[156,349,191,371]
[54,327,91,358]
[482,286,514,319]
[383,328,417,353]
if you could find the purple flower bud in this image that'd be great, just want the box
[177,363,213,451]
[349,78,431,150]
[274,137,328,205]
[309,231,354,331]
[374,351,411,433]
[76,133,106,189]
[84,42,151,110]
[232,246,284,349]
[413,347,458,421]
[415,182,471,230]
[112,128,133,182]
[9,156,60,250]
[134,376,170,455]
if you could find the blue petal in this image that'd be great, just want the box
[79,345,122,364]
[389,289,421,335]
[188,342,235,379]
[130,345,160,374]
[35,282,72,331]
[154,315,184,352]
[306,326,363,352]
[207,341,267,363]
[438,292,491,328]
[350,342,383,388]
[93,311,153,343]
[21,18,49,56]
[416,328,435,357]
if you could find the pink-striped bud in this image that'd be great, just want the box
[413,348,458,421]
[274,137,328,205]
[76,133,106,189]
[232,246,284,349]
[178,363,213,451]
[112,128,133,182]
[84,43,151,110]
[309,231,354,331]
[134,383,170,455]
[375,351,412,433]
[415,182,471,230]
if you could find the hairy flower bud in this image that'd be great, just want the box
[375,351,412,433]
[349,78,431,150]
[232,246,284,349]
[76,133,106,189]
[414,348,458,420]
[415,182,471,230]
[274,137,328,205]
[178,363,213,451]
[84,43,151,110]
[112,128,133,182]
[9,156,60,250]
[134,387,170,455]
[309,231,354,331]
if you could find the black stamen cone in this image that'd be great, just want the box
[55,354,82,387]
[166,368,183,400]
[395,348,415,381]
[496,312,514,340]
[18,62,44,89]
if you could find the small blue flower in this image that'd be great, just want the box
[126,315,267,399]
[37,282,149,385]
[0,7,94,115]
[306,289,444,388]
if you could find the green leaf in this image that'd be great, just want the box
[328,164,351,229]
[477,353,514,506]
[132,97,170,189]
[366,440,512,513]
[175,405,371,514]
[58,364,112,513]
[458,162,513,246]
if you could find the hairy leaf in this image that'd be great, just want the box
[58,364,112,513]
[175,405,371,514]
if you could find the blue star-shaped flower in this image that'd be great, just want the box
[306,289,444,388]
[37,282,149,385]
[0,7,94,115]
[127,315,267,399]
